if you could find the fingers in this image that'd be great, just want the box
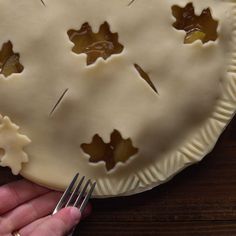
[20,203,92,235]
[0,191,61,234]
[30,207,81,236]
[0,180,50,214]
[19,216,50,236]
[0,178,92,236]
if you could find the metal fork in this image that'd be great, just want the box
[52,173,96,236]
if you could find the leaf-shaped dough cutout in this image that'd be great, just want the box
[81,130,138,171]
[0,41,24,77]
[68,22,124,65]
[172,3,218,44]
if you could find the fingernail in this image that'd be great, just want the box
[69,207,81,223]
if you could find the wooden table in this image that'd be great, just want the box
[1,117,236,235]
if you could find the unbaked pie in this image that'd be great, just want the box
[0,0,235,197]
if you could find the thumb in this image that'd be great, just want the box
[31,207,81,236]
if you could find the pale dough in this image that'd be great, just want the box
[0,0,235,197]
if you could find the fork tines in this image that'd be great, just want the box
[53,173,96,215]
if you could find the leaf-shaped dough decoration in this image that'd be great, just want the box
[68,22,124,65]
[0,116,31,175]
[0,41,24,77]
[172,3,218,44]
[81,130,138,171]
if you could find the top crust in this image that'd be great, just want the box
[0,0,234,197]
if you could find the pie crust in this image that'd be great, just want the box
[0,0,235,197]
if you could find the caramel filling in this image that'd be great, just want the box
[68,22,124,65]
[0,41,23,77]
[172,3,218,44]
[81,130,138,171]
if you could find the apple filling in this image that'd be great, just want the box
[172,3,218,44]
[81,130,138,171]
[0,41,23,77]
[68,22,124,65]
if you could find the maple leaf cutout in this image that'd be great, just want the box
[0,116,31,175]
[0,41,24,77]
[81,130,138,171]
[172,3,218,44]
[68,22,124,65]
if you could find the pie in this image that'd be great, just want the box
[0,0,235,197]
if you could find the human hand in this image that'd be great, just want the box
[0,179,92,236]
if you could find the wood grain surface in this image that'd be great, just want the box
[1,117,236,235]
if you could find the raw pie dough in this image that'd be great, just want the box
[0,0,235,197]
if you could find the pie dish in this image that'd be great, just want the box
[0,0,235,197]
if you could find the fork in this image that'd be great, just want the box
[52,173,96,236]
